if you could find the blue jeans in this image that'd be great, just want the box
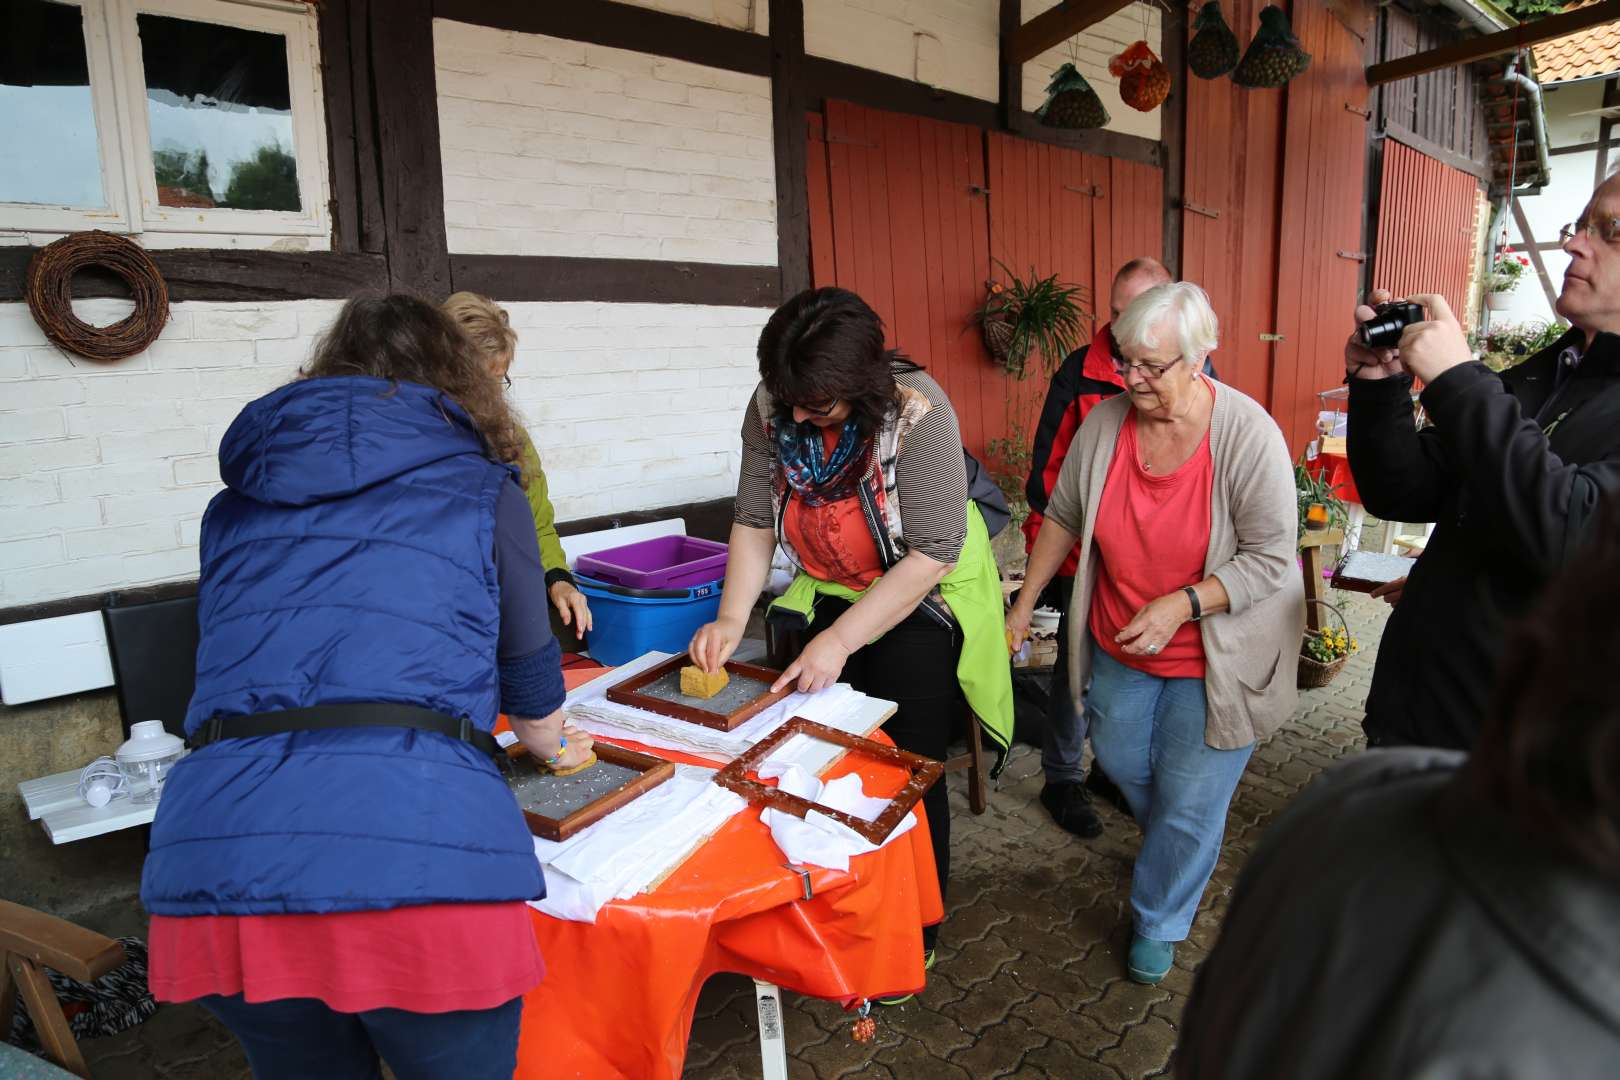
[1086,640,1253,942]
[1040,577,1090,784]
[198,994,522,1080]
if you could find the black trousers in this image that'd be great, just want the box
[799,596,962,948]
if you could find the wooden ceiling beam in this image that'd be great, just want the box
[1366,0,1620,86]
[1007,0,1139,65]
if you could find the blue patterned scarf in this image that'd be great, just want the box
[776,419,868,506]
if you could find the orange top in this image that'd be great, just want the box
[781,426,883,589]
[1088,392,1215,678]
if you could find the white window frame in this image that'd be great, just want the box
[0,0,330,245]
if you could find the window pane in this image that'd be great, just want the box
[137,13,300,212]
[0,0,106,209]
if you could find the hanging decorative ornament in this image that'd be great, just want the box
[1232,5,1313,89]
[1037,63,1110,129]
[1188,2,1241,80]
[1108,40,1171,111]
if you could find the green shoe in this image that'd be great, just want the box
[1127,934,1174,985]
[874,948,935,1006]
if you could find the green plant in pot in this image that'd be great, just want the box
[1295,460,1347,544]
[973,260,1090,380]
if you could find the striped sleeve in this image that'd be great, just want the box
[734,387,777,529]
[895,371,969,563]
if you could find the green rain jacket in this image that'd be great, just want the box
[518,429,571,583]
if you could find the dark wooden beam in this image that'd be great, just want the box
[317,0,361,253]
[1160,0,1188,278]
[804,57,1000,130]
[450,255,780,306]
[1382,122,1491,181]
[435,0,771,76]
[348,0,386,254]
[1008,0,1138,66]
[1009,111,1165,168]
[0,581,198,630]
[371,0,451,294]
[1512,199,1561,313]
[1550,138,1606,157]
[1366,0,1620,86]
[998,0,1022,131]
[0,249,388,304]
[770,0,810,299]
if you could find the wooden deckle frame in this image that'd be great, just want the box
[507,742,675,842]
[603,653,793,731]
[713,717,943,844]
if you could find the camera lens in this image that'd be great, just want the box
[1359,316,1405,349]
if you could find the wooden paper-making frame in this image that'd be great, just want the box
[507,742,675,842]
[713,716,944,844]
[603,652,793,731]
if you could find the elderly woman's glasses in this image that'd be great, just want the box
[502,374,513,390]
[1560,218,1620,245]
[798,399,839,418]
[1113,358,1180,380]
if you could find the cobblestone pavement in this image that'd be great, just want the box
[73,595,1388,1080]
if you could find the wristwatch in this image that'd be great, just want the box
[1182,586,1202,622]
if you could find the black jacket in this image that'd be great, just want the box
[1347,329,1620,748]
[1178,749,1620,1079]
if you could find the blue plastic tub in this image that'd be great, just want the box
[576,574,723,666]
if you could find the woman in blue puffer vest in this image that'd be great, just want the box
[141,294,593,1080]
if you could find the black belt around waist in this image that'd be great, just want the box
[190,704,507,764]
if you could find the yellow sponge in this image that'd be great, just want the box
[680,664,730,700]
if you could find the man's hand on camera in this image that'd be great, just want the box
[1397,294,1473,385]
[1345,289,1404,381]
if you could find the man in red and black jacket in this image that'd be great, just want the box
[1023,258,1215,838]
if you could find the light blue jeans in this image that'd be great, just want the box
[1087,639,1254,942]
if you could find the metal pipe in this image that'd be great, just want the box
[1500,59,1552,192]
[1430,0,1510,35]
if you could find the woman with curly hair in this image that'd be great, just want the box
[142,293,591,1079]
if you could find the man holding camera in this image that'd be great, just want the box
[1345,175,1620,749]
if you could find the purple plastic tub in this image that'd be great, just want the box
[574,535,729,590]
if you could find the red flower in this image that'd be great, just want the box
[1518,256,1530,266]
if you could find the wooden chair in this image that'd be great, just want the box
[0,900,127,1079]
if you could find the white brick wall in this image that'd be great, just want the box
[616,0,767,32]
[1,298,767,607]
[1022,1,1163,141]
[435,20,778,264]
[801,0,1161,140]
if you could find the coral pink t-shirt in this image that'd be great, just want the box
[1088,387,1215,678]
[148,903,543,1014]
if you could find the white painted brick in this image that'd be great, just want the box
[0,536,64,570]
[97,428,209,465]
[255,337,314,369]
[0,438,100,477]
[2,409,67,443]
[622,169,691,194]
[66,403,182,437]
[0,474,62,507]
[124,547,201,583]
[3,557,129,601]
[54,461,172,499]
[0,350,30,380]
[146,340,256,369]
[28,346,151,378]
[5,379,86,408]
[64,523,176,560]
[180,398,248,429]
[192,307,300,340]
[0,499,100,540]
[81,372,200,406]
[103,486,217,527]
[196,369,287,401]
[178,516,203,547]
[172,455,222,487]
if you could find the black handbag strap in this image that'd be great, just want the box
[190,703,505,763]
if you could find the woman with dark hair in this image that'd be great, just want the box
[1175,514,1620,1077]
[689,287,1013,1002]
[141,294,591,1079]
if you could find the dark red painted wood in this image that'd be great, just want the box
[1373,138,1480,318]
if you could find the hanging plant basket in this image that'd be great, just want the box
[1188,2,1241,79]
[981,311,1017,363]
[1485,291,1514,312]
[1233,5,1312,89]
[1110,40,1171,112]
[1298,600,1354,689]
[971,262,1090,381]
[1037,63,1109,129]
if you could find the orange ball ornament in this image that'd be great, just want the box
[1109,39,1171,112]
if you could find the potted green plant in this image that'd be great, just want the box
[1483,248,1531,311]
[1295,460,1347,544]
[1468,319,1569,372]
[972,260,1090,380]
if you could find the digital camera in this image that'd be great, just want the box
[1356,300,1425,350]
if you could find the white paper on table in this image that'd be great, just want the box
[562,651,873,773]
[755,763,917,873]
[527,764,747,923]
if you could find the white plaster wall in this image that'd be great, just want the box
[615,0,767,32]
[1,298,766,607]
[1021,0,1163,141]
[435,19,778,264]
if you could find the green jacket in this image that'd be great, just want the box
[768,502,1012,778]
[518,429,570,582]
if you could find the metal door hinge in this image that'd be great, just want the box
[1064,183,1101,197]
[1345,103,1371,119]
[968,184,990,196]
[816,133,879,149]
[1336,249,1368,262]
[1181,201,1220,219]
[1260,332,1286,342]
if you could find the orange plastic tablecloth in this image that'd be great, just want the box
[501,666,944,1079]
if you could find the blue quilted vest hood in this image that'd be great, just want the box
[142,376,544,915]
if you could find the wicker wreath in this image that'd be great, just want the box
[25,231,169,362]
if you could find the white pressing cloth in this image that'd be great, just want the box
[756,763,918,873]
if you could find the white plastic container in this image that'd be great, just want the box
[115,721,187,804]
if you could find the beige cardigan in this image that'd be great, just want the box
[1045,383,1304,749]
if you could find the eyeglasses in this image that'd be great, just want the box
[502,374,513,390]
[1559,217,1620,245]
[1113,357,1181,380]
[797,399,839,418]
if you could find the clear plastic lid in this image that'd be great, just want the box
[115,720,187,763]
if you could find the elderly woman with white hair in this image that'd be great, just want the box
[1007,282,1302,985]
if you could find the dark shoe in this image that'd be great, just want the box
[1040,781,1104,839]
[1085,768,1135,821]
[1127,934,1174,984]
[875,948,935,1006]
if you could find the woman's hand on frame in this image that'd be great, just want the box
[771,632,850,695]
[689,616,744,674]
